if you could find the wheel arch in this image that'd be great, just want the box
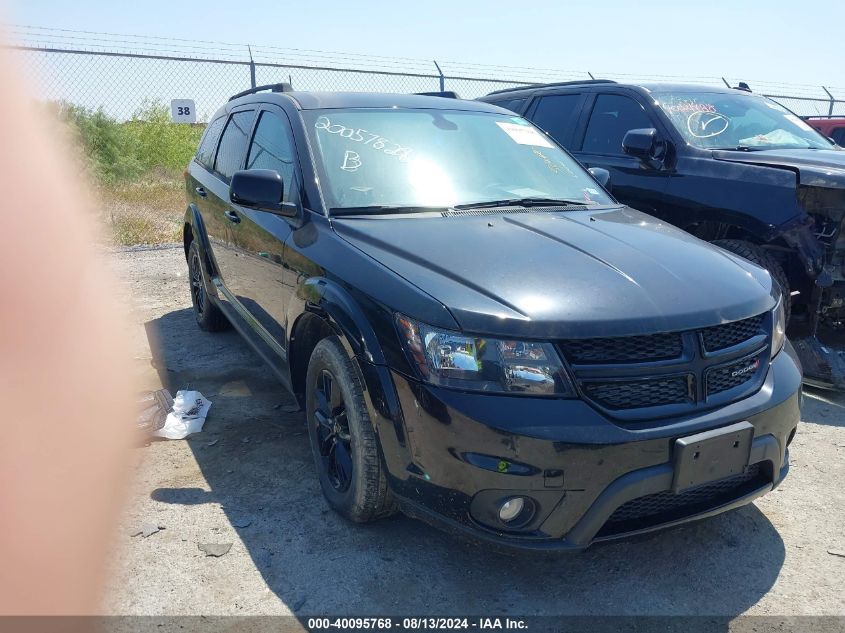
[183,204,217,277]
[287,279,412,476]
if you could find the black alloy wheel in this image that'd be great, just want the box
[312,368,353,492]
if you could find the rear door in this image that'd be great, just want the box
[573,92,671,214]
[187,115,226,271]
[525,92,587,149]
[225,106,302,351]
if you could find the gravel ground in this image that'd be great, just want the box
[105,244,845,618]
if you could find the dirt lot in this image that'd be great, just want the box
[106,245,845,619]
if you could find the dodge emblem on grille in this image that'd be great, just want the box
[731,359,760,378]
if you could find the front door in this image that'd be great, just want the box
[225,107,302,353]
[575,93,671,214]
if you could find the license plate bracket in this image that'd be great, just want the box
[672,421,754,493]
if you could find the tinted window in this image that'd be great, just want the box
[214,111,254,181]
[833,127,845,146]
[493,98,528,113]
[246,111,298,202]
[196,116,226,169]
[583,94,652,154]
[531,94,583,148]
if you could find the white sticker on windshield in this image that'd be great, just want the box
[784,114,814,132]
[496,122,554,147]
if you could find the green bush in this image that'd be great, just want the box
[123,102,204,172]
[59,101,204,183]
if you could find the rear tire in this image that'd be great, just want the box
[713,239,791,324]
[187,240,229,332]
[305,336,397,523]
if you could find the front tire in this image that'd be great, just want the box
[305,336,397,522]
[713,239,792,324]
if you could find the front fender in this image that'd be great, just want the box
[296,278,413,482]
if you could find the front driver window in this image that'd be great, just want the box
[582,94,652,155]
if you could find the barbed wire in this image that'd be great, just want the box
[5,23,843,98]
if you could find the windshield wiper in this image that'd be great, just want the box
[330,205,446,216]
[452,197,591,210]
[712,146,765,152]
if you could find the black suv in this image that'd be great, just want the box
[183,85,801,550]
[480,80,845,389]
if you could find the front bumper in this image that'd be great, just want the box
[369,342,802,551]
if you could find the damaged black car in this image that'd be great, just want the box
[482,81,845,388]
[183,87,801,550]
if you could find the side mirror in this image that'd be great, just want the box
[588,167,611,189]
[622,128,658,159]
[230,169,294,215]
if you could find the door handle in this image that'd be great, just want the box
[224,210,241,224]
[195,186,207,197]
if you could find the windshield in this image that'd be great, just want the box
[303,108,614,212]
[655,91,834,150]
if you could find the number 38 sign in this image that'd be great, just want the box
[170,99,196,123]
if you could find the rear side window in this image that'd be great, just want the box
[582,94,652,155]
[246,111,298,203]
[195,116,226,169]
[214,111,255,181]
[531,94,583,148]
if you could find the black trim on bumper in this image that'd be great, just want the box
[397,441,789,553]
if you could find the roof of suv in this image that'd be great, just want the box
[229,90,507,113]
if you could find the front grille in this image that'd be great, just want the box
[706,355,762,395]
[559,312,769,416]
[584,376,691,409]
[700,315,764,352]
[598,463,767,537]
[561,333,682,364]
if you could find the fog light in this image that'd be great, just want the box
[498,497,525,523]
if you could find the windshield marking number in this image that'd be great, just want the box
[316,116,413,162]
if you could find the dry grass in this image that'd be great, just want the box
[100,170,186,246]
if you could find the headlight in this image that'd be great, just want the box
[771,295,786,358]
[395,314,576,396]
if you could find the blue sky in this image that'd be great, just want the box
[5,0,844,90]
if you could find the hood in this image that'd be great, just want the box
[331,207,776,339]
[713,148,845,189]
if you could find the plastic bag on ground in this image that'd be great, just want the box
[152,390,212,439]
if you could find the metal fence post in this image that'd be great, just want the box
[433,60,445,92]
[822,86,835,116]
[248,45,256,88]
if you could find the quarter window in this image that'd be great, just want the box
[582,94,652,154]
[246,111,298,203]
[492,98,528,113]
[531,94,583,148]
[196,116,226,169]
[214,111,255,181]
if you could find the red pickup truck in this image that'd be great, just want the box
[806,116,845,145]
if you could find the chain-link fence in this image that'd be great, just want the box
[5,32,845,122]
[8,46,539,122]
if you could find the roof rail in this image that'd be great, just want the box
[486,79,616,97]
[229,83,293,102]
[415,90,460,99]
